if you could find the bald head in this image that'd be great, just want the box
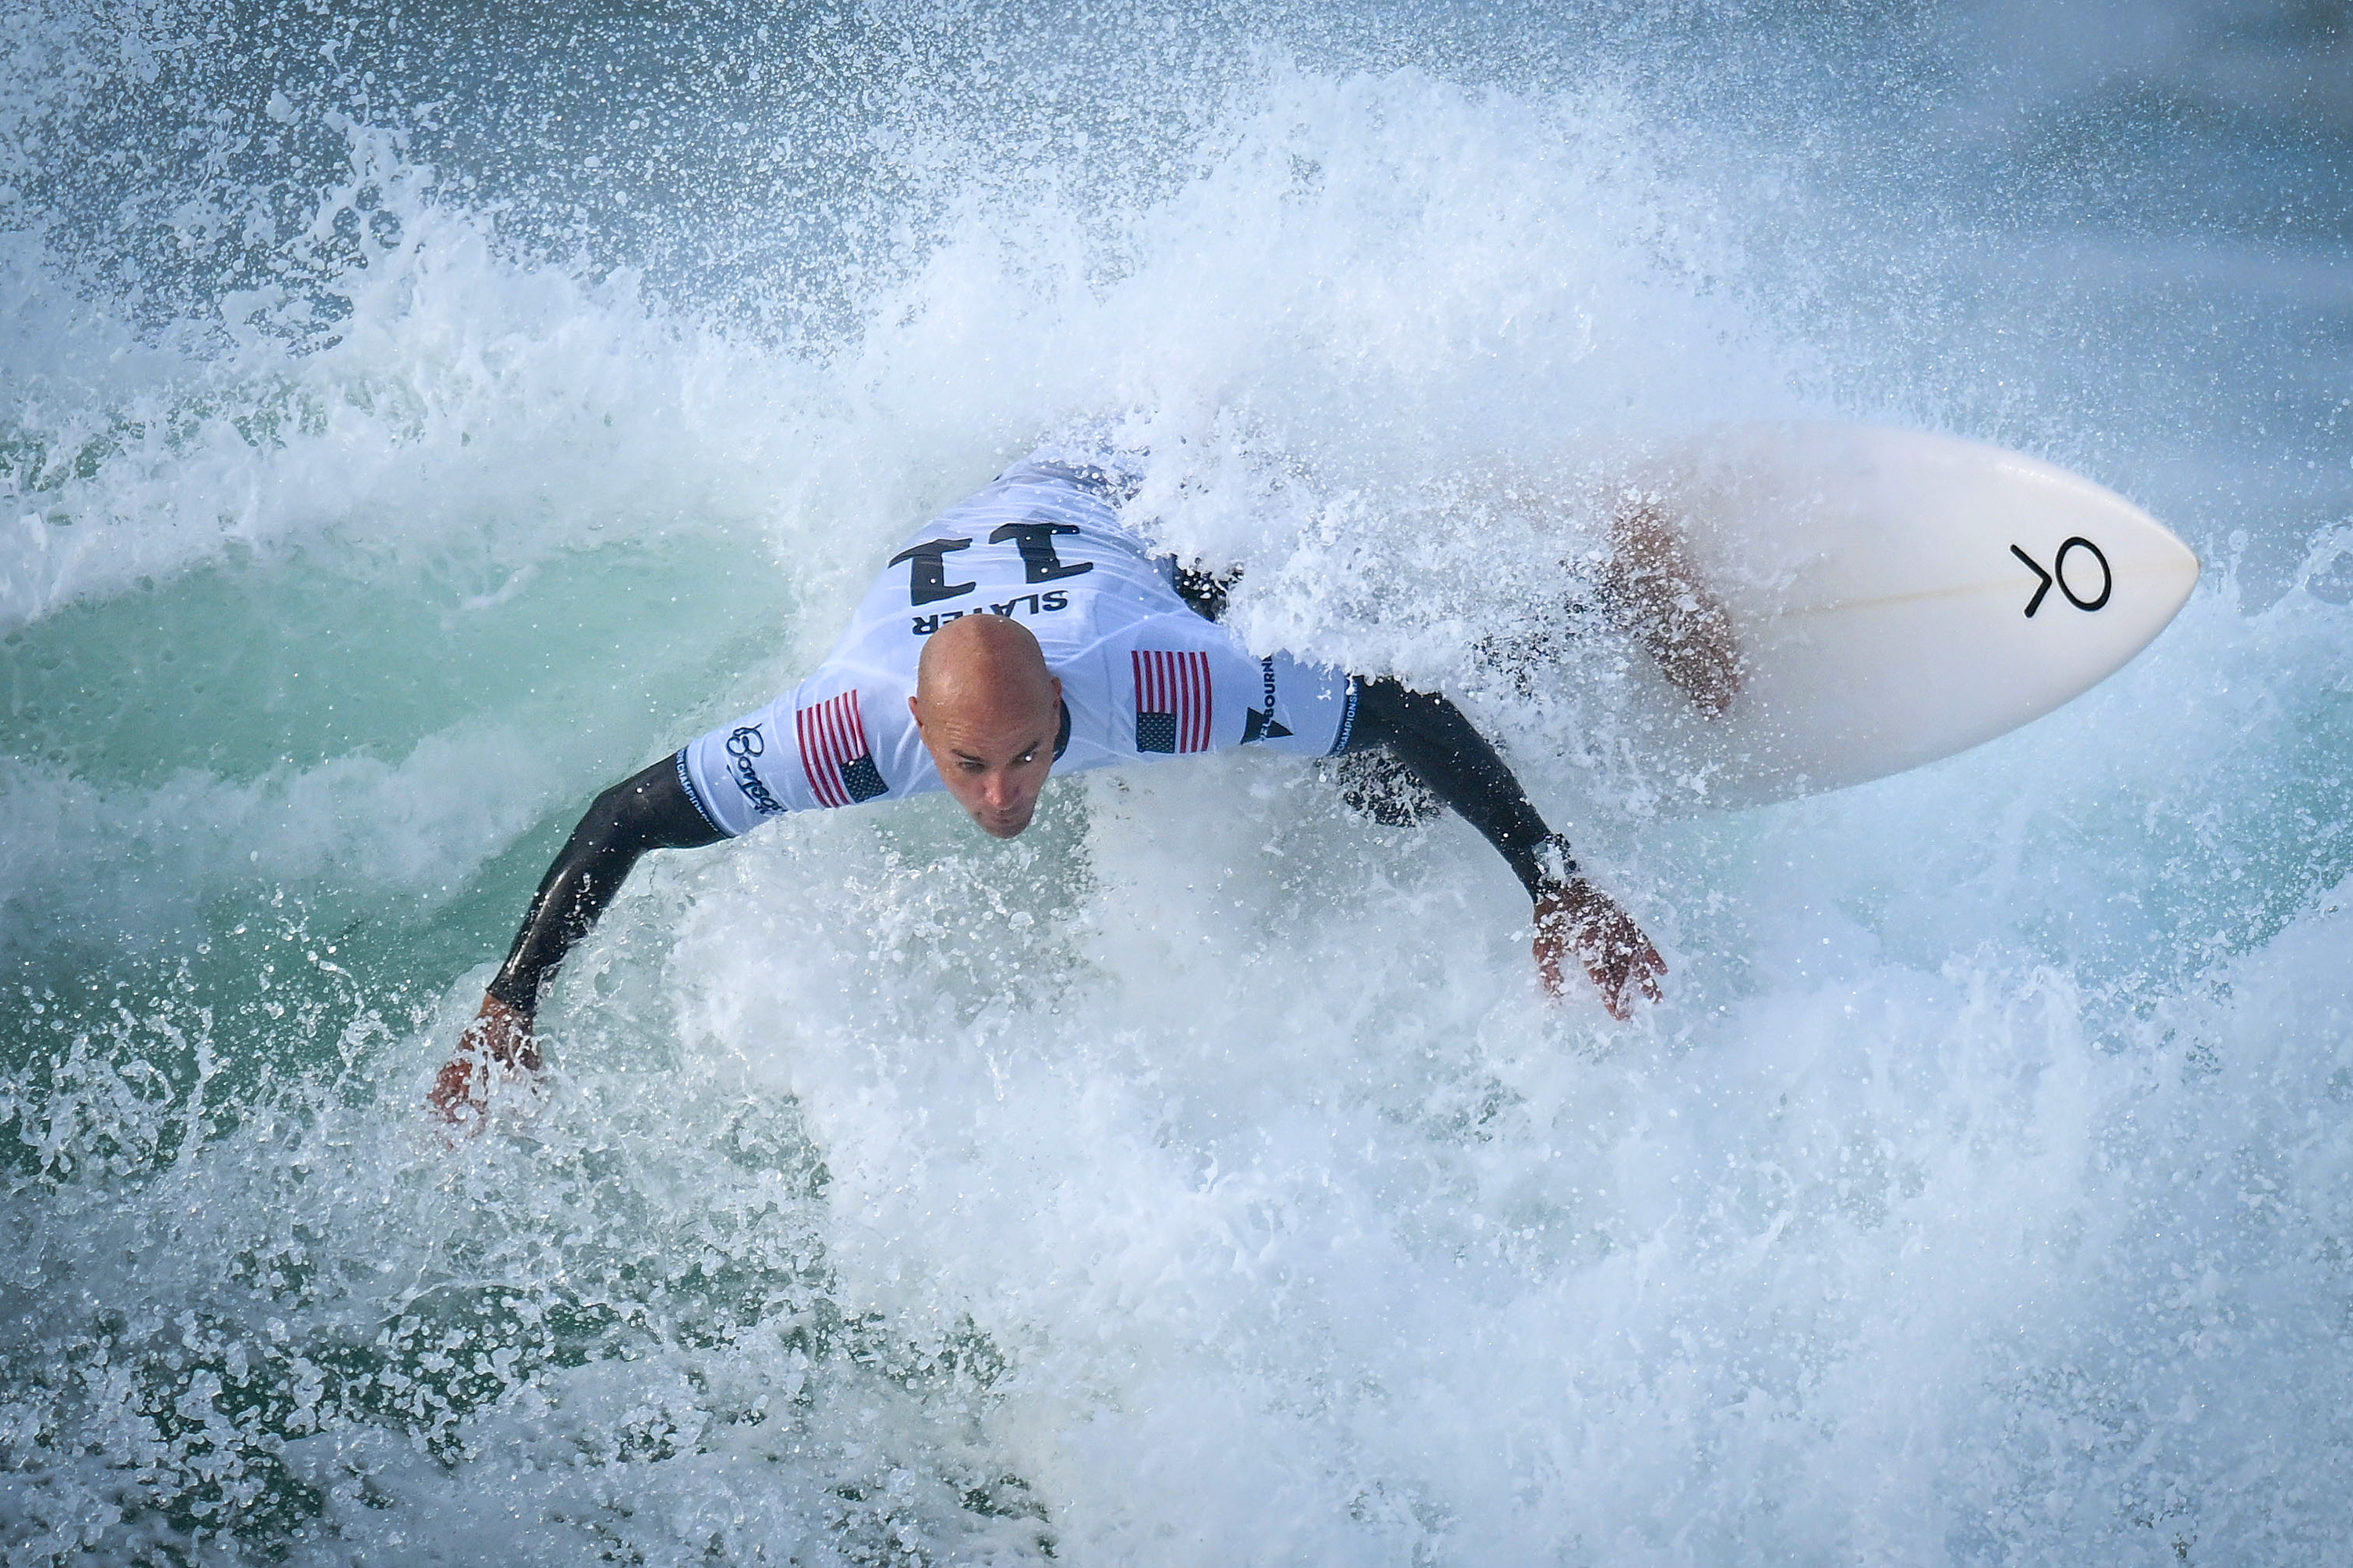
[915,613,1057,712]
[909,615,1063,839]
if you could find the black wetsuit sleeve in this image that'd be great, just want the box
[484,753,726,1013]
[1340,678,1577,901]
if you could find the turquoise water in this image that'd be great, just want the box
[3,2,2351,1562]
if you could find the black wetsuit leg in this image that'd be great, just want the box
[484,755,726,1013]
[1340,678,1577,900]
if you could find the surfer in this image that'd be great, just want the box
[431,448,1730,1119]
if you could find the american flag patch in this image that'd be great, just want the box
[1133,649,1213,754]
[796,690,889,807]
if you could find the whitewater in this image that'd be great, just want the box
[3,1,2350,1561]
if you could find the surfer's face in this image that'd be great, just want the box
[910,677,1061,839]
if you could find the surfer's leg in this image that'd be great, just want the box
[484,755,727,1014]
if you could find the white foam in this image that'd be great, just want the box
[5,37,2351,1567]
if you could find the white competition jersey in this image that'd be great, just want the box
[678,453,1358,837]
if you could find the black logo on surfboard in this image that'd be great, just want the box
[2010,537,2111,617]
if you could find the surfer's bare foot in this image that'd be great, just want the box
[428,995,541,1123]
[1533,878,1666,1019]
[1604,501,1741,719]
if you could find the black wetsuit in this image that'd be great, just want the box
[484,658,1574,1015]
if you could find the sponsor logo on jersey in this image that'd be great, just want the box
[1242,655,1293,744]
[1133,649,1213,754]
[725,725,787,817]
[797,690,889,808]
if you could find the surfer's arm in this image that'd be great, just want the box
[1343,678,1664,1016]
[429,755,725,1119]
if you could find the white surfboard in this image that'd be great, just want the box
[1551,422,2200,810]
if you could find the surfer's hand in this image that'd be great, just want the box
[1533,879,1665,1018]
[428,995,541,1123]
[1606,501,1741,719]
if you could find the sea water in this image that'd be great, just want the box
[3,1,2350,1561]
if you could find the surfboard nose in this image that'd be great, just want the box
[2147,519,2202,617]
[1995,454,2200,685]
[1606,423,2205,810]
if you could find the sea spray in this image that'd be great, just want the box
[4,1,2350,1562]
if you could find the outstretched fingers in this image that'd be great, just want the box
[426,1055,486,1123]
[427,997,541,1126]
[1584,925,1666,1020]
[1533,881,1667,1019]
